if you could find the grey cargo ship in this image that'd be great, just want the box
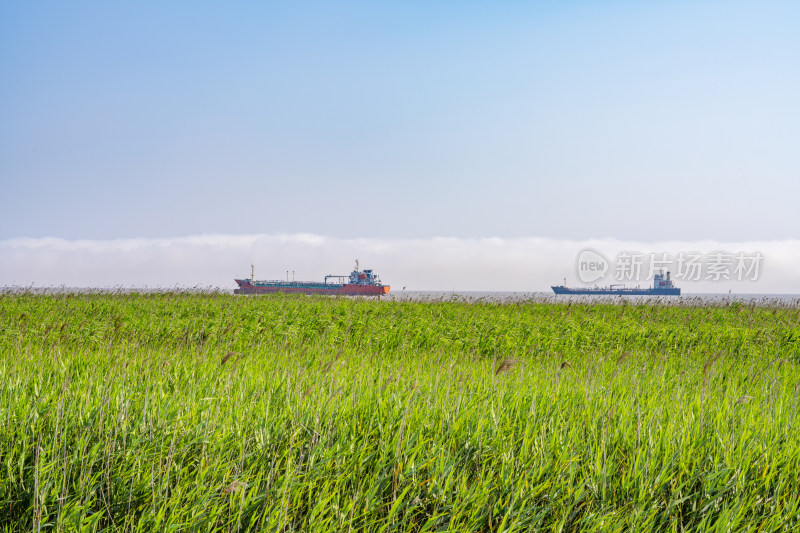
[552,270,680,295]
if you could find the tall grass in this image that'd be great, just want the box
[1,291,800,531]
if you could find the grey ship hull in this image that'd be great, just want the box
[552,286,680,295]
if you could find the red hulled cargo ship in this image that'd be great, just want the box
[234,260,390,296]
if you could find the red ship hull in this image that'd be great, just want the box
[234,281,390,296]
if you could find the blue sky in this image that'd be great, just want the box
[1,1,799,290]
[3,0,798,242]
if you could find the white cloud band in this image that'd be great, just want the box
[1,234,799,293]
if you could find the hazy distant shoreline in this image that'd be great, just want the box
[3,287,800,307]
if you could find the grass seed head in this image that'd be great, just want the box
[495,357,520,375]
[702,353,721,388]
[323,359,345,373]
[221,351,238,365]
[223,481,247,496]
[735,395,753,406]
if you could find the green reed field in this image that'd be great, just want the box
[2,292,800,532]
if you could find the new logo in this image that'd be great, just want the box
[576,248,610,284]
